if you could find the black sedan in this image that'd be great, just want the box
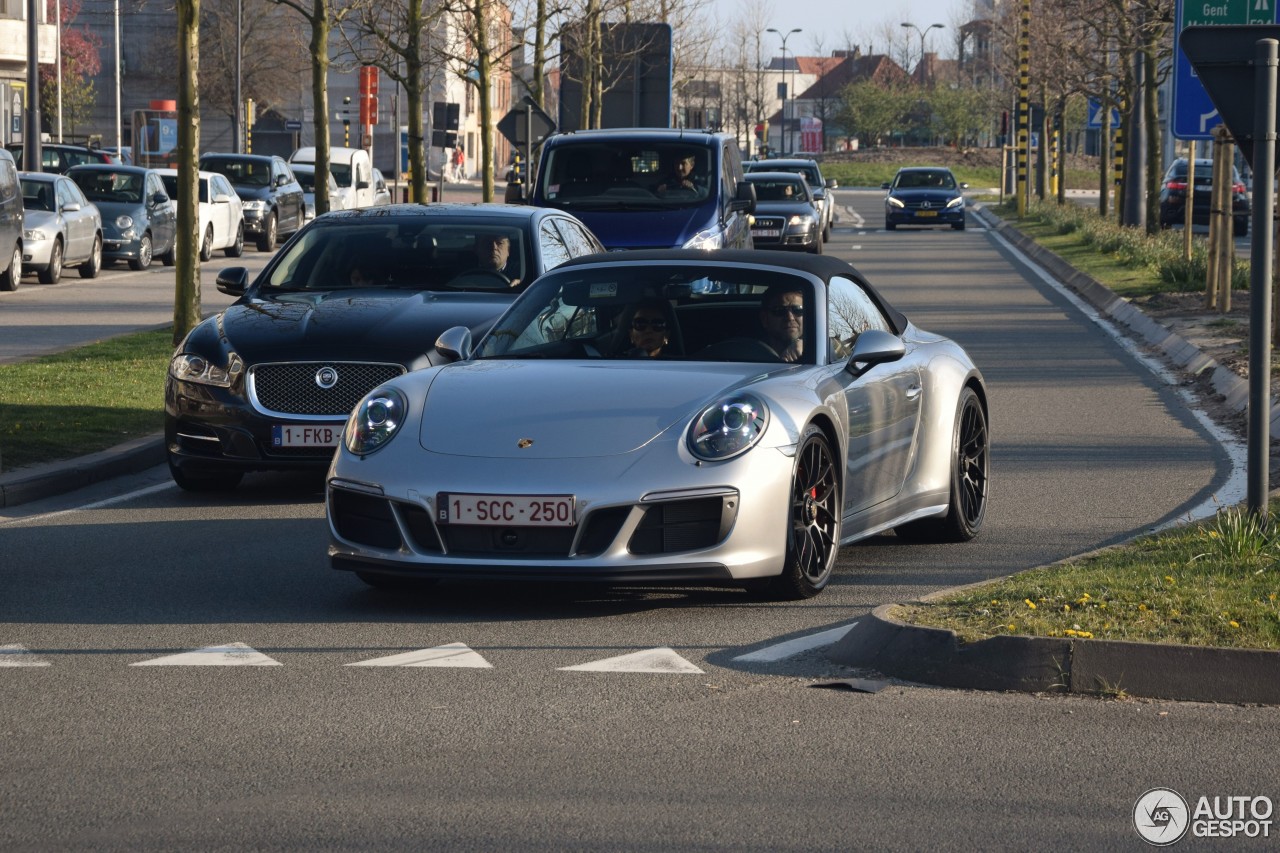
[882,167,968,231]
[744,172,822,253]
[1158,157,1250,237]
[165,203,605,491]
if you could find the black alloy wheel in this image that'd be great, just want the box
[762,425,840,600]
[256,212,277,252]
[896,386,989,543]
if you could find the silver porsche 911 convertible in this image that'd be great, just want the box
[326,249,989,599]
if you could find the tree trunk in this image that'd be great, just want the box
[309,2,333,215]
[404,0,428,203]
[473,0,493,202]
[1143,35,1161,234]
[174,0,201,346]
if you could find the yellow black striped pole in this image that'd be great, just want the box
[1016,0,1030,217]
[1113,97,1125,221]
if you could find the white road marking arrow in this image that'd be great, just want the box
[732,622,858,663]
[559,647,703,674]
[130,642,282,667]
[0,643,52,667]
[346,643,493,668]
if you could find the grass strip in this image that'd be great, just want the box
[0,327,172,473]
[895,505,1280,650]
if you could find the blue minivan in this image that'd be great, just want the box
[528,129,756,250]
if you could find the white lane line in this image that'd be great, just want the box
[731,623,858,663]
[559,647,703,674]
[130,642,282,667]
[0,481,174,527]
[0,643,52,667]
[346,643,493,668]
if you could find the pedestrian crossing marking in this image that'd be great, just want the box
[346,643,492,668]
[130,642,282,667]
[0,643,51,667]
[559,647,703,674]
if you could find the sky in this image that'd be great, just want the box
[703,0,974,59]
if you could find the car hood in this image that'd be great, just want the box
[219,290,514,365]
[22,210,56,230]
[889,188,961,204]
[232,185,275,202]
[752,201,816,217]
[568,205,717,250]
[419,360,784,458]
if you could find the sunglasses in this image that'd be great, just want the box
[768,306,805,318]
[631,318,667,331]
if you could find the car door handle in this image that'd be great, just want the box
[906,384,922,401]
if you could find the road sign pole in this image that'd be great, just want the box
[1248,37,1277,516]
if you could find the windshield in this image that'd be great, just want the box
[894,170,956,190]
[202,158,270,187]
[71,170,144,203]
[476,265,816,364]
[330,163,352,187]
[261,220,531,293]
[747,177,808,202]
[541,142,713,210]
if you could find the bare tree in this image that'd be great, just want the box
[174,0,202,343]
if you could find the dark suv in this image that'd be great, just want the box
[1158,157,1250,237]
[199,153,304,251]
[6,143,120,174]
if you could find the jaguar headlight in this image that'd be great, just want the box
[344,387,407,456]
[687,394,769,461]
[946,196,965,208]
[886,196,905,209]
[169,352,243,387]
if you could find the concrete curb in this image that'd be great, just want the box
[827,604,1280,705]
[0,434,164,509]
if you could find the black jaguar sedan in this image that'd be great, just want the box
[165,203,604,491]
[882,167,968,231]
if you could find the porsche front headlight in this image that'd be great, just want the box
[688,394,769,461]
[344,387,407,456]
[169,352,243,387]
[886,196,905,209]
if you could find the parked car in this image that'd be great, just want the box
[529,128,756,250]
[1158,157,1250,237]
[745,158,837,241]
[198,153,304,251]
[743,171,822,253]
[371,168,392,206]
[289,146,376,210]
[6,143,120,174]
[291,163,344,223]
[165,203,606,491]
[19,171,103,282]
[155,169,245,260]
[0,149,24,291]
[882,167,968,231]
[103,146,133,165]
[325,250,989,598]
[66,164,177,270]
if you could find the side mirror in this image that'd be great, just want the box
[435,325,473,362]
[215,267,250,297]
[731,180,757,213]
[62,202,81,212]
[212,193,231,204]
[959,182,970,189]
[151,192,169,207]
[276,175,289,187]
[356,180,370,189]
[503,183,525,204]
[844,329,906,377]
[880,182,891,190]
[827,178,839,189]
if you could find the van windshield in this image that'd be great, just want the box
[542,143,713,210]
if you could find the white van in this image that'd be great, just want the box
[289,146,375,210]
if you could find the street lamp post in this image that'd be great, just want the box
[767,27,801,155]
[235,0,242,153]
[901,22,944,85]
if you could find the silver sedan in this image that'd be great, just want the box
[327,250,990,600]
[19,172,103,282]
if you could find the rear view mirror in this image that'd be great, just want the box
[216,267,250,296]
[732,180,757,213]
[436,326,473,362]
[845,329,906,377]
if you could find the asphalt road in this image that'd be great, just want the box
[1,190,1273,851]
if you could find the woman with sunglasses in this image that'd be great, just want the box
[623,299,672,358]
